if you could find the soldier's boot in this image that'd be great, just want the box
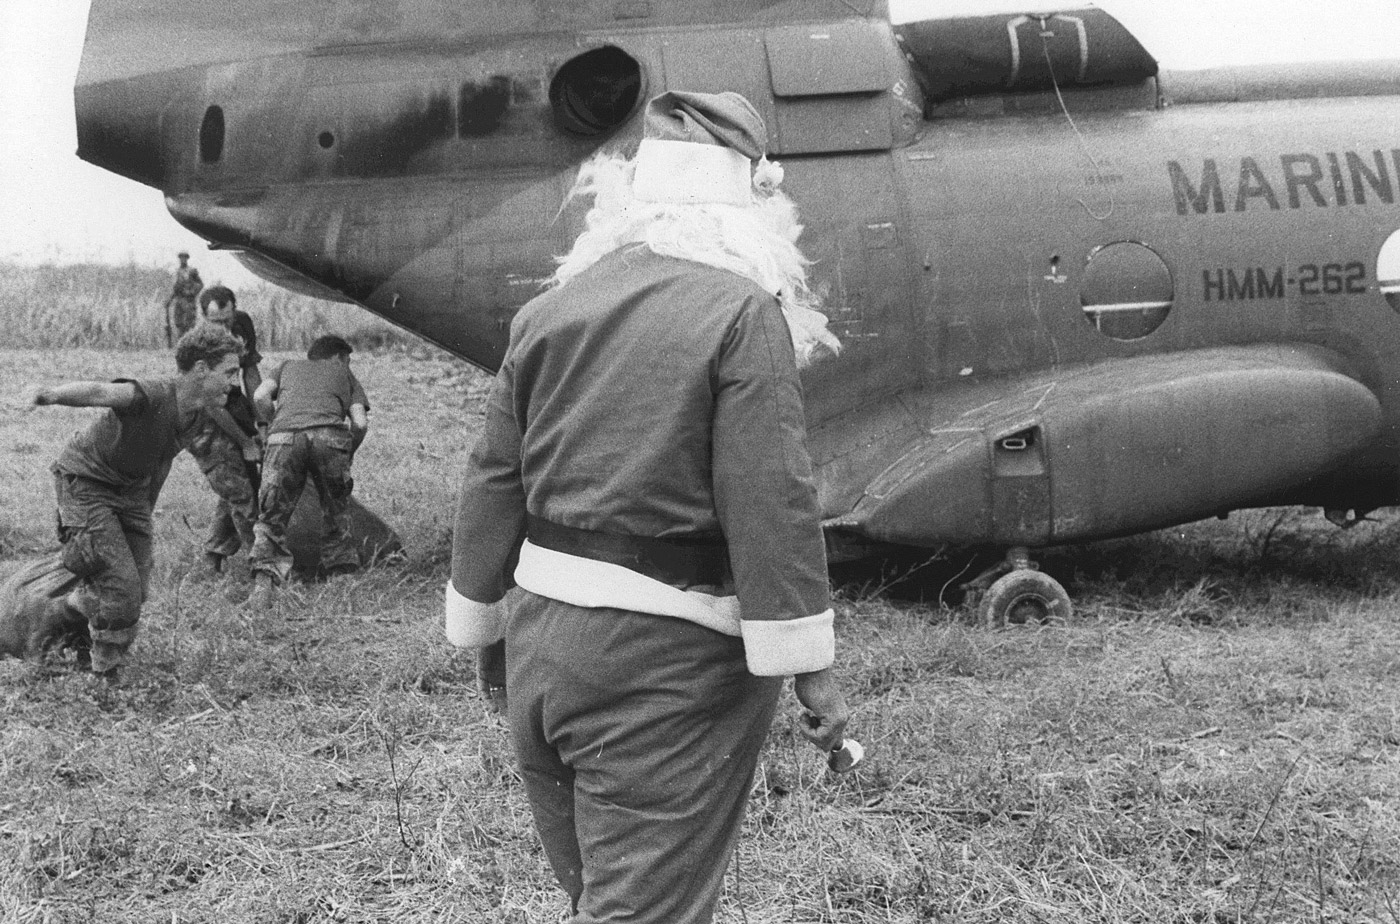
[246,573,276,611]
[221,556,254,604]
[222,555,251,585]
[88,626,136,677]
[191,552,223,581]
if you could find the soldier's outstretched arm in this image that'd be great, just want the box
[33,382,138,409]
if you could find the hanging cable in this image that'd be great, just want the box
[1039,17,1115,221]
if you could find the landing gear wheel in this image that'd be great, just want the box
[980,569,1073,628]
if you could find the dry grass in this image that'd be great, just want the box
[0,261,408,352]
[1,339,1399,922]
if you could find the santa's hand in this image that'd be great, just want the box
[476,640,507,716]
[794,667,849,753]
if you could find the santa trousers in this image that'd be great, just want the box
[505,589,783,924]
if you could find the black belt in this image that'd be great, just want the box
[526,515,733,590]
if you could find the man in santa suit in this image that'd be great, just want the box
[446,90,851,924]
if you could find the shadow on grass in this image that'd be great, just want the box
[830,507,1400,627]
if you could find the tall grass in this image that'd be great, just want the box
[1,341,1400,921]
[0,261,405,351]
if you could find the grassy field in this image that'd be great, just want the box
[0,261,404,352]
[1,342,1400,923]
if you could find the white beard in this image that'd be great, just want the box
[550,152,841,368]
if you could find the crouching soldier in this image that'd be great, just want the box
[32,325,243,674]
[248,335,369,608]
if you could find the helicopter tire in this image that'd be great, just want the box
[980,569,1074,628]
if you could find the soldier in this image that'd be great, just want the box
[445,91,851,924]
[187,285,265,578]
[199,285,263,400]
[164,251,203,347]
[33,325,243,675]
[248,335,369,608]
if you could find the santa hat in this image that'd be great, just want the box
[632,91,783,206]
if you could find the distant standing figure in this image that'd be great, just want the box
[186,285,266,576]
[165,251,203,347]
[32,325,243,674]
[249,335,369,608]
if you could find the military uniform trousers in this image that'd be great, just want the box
[506,589,783,924]
[189,431,257,559]
[251,426,357,581]
[53,472,153,653]
[170,296,198,339]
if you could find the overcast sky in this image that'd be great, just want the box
[2,1,1397,283]
[0,1,261,285]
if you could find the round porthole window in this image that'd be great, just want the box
[1379,229,1400,312]
[1081,241,1174,341]
[549,46,643,136]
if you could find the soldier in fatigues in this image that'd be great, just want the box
[445,92,852,924]
[165,251,203,347]
[33,325,243,674]
[183,409,260,578]
[200,285,263,401]
[187,285,265,577]
[248,335,369,607]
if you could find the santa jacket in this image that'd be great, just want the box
[447,245,834,676]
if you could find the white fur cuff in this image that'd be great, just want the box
[741,610,836,676]
[633,138,753,206]
[444,581,505,648]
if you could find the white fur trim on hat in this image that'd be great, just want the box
[633,138,753,206]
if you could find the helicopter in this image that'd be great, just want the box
[73,0,1400,623]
